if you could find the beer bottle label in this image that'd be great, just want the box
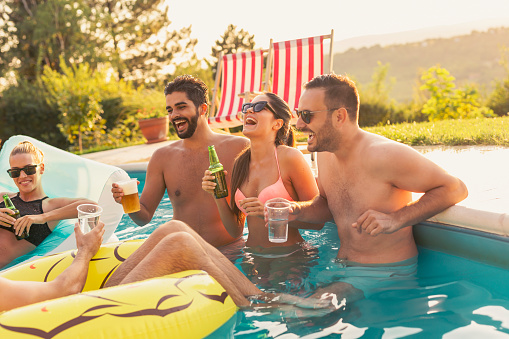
[213,170,229,199]
[208,145,229,199]
[3,194,28,240]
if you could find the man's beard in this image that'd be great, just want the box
[174,110,199,139]
[308,116,339,153]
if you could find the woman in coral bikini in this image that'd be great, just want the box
[0,141,96,269]
[202,93,322,252]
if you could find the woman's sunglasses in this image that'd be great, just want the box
[7,164,39,178]
[241,101,277,115]
[294,108,339,124]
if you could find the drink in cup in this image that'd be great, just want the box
[117,179,141,213]
[77,204,103,233]
[265,198,291,243]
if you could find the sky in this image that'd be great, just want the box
[165,0,509,60]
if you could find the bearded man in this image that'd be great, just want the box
[112,75,248,248]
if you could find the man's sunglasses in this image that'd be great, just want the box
[7,164,39,178]
[241,101,277,115]
[294,108,339,124]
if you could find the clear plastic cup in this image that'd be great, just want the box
[265,198,291,243]
[77,204,103,233]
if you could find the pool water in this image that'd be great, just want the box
[115,173,509,338]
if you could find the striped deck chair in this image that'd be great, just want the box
[267,30,334,121]
[208,49,265,129]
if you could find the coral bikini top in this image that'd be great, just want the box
[234,148,293,215]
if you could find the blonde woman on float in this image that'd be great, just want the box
[0,141,96,269]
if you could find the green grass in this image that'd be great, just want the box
[295,116,509,146]
[365,116,509,146]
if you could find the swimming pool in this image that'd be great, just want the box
[115,171,509,338]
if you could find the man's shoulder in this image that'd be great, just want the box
[363,132,412,155]
[361,132,424,171]
[213,133,249,147]
[151,140,183,156]
[146,141,184,168]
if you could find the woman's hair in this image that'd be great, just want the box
[10,141,44,164]
[229,92,295,222]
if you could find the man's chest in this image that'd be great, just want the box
[320,164,382,219]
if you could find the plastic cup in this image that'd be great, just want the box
[265,198,291,243]
[77,204,103,233]
[116,179,140,213]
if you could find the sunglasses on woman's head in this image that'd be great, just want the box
[241,101,277,115]
[7,164,38,178]
[294,108,340,124]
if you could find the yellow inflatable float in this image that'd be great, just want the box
[0,241,238,338]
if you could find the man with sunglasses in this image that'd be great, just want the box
[287,73,468,301]
[1,141,97,269]
[111,75,248,249]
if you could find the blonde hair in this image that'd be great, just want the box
[10,141,44,164]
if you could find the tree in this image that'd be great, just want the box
[41,59,105,152]
[209,24,255,79]
[0,79,67,148]
[419,66,493,121]
[488,47,509,117]
[0,0,95,81]
[0,0,196,84]
[357,62,404,126]
[172,54,214,100]
[88,0,196,83]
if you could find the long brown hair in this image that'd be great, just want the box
[229,92,295,222]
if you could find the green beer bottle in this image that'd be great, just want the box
[2,194,28,240]
[208,145,229,199]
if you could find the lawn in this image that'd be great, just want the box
[295,116,509,147]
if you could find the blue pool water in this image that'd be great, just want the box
[115,172,509,338]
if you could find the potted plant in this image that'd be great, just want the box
[137,107,169,144]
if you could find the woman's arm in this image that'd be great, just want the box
[202,170,244,238]
[13,197,96,235]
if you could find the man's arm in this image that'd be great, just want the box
[354,143,468,236]
[282,147,329,230]
[112,151,166,226]
[289,193,334,226]
[0,223,104,312]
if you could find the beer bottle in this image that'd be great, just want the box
[2,194,28,240]
[208,145,229,199]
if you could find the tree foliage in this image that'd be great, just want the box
[0,79,67,148]
[488,47,509,117]
[0,0,95,81]
[357,62,405,126]
[0,0,196,84]
[90,0,196,83]
[419,66,494,121]
[41,59,105,152]
[209,24,255,79]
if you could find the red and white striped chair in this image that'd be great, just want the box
[208,49,265,129]
[267,30,334,122]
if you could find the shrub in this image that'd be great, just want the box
[0,79,68,149]
[420,66,494,121]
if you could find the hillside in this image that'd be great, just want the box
[332,27,509,102]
